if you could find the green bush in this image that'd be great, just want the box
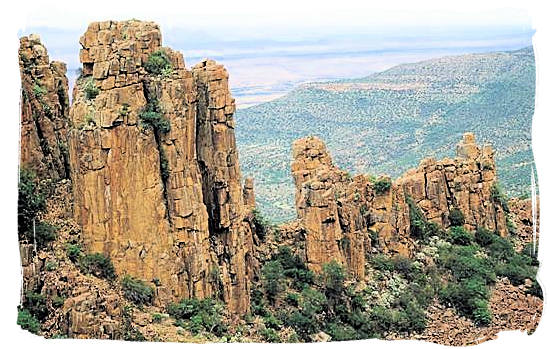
[449,226,473,245]
[251,208,270,241]
[490,183,510,213]
[23,292,48,321]
[144,50,172,75]
[286,292,299,306]
[373,177,391,195]
[261,260,285,304]
[475,227,495,247]
[440,276,491,326]
[167,298,227,336]
[370,254,394,272]
[406,196,440,240]
[79,253,116,280]
[260,327,280,342]
[495,254,536,286]
[526,280,543,299]
[65,243,82,262]
[448,208,465,227]
[392,255,414,276]
[440,244,495,283]
[122,275,155,306]
[486,236,515,262]
[18,169,46,242]
[139,99,171,134]
[33,84,47,98]
[84,78,99,100]
[321,261,346,305]
[17,308,41,334]
[327,322,358,341]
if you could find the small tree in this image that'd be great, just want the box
[448,208,465,227]
[122,275,155,306]
[144,50,172,75]
[261,260,285,304]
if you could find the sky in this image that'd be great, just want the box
[16,2,535,107]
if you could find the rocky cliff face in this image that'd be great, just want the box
[19,35,70,180]
[67,20,255,313]
[291,133,509,278]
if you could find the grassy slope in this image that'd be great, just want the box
[235,47,535,222]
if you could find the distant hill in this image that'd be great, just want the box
[235,47,536,222]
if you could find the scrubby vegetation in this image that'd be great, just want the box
[83,78,100,100]
[139,98,170,134]
[167,298,227,336]
[122,275,155,306]
[18,169,57,248]
[144,49,172,76]
[373,177,392,194]
[78,253,117,280]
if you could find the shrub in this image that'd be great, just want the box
[79,253,116,280]
[440,244,495,283]
[327,322,358,341]
[33,222,57,249]
[23,292,48,321]
[17,308,41,334]
[52,296,65,308]
[370,254,394,272]
[449,226,473,245]
[139,99,171,134]
[286,292,299,306]
[490,183,510,213]
[167,298,227,336]
[406,196,440,240]
[261,260,285,304]
[65,243,82,262]
[251,208,270,241]
[83,78,99,100]
[122,275,155,306]
[526,280,543,299]
[448,208,465,227]
[440,276,491,326]
[18,169,46,241]
[32,84,47,98]
[260,327,280,342]
[373,177,391,195]
[495,254,536,286]
[486,236,515,262]
[321,261,346,306]
[144,50,172,75]
[475,227,495,247]
[152,313,165,323]
[121,306,146,341]
[392,255,414,276]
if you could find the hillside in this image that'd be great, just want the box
[236,47,535,222]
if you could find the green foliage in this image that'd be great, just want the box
[23,292,48,321]
[370,254,394,272]
[17,308,41,334]
[33,83,47,98]
[373,177,391,194]
[251,208,270,241]
[448,208,465,227]
[475,227,495,247]
[18,169,47,244]
[83,78,99,100]
[440,244,495,283]
[45,261,58,271]
[440,276,491,326]
[490,183,510,213]
[167,298,227,336]
[52,296,65,308]
[65,243,82,262]
[526,280,543,299]
[271,246,314,290]
[495,254,536,286]
[321,261,346,306]
[152,313,165,323]
[79,253,116,280]
[144,49,172,75]
[261,260,285,304]
[121,306,146,341]
[406,196,440,241]
[139,99,171,134]
[122,275,155,306]
[260,327,281,342]
[449,226,473,245]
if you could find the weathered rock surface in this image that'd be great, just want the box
[19,34,70,180]
[68,20,255,313]
[291,133,509,277]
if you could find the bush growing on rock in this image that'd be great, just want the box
[448,208,465,227]
[17,308,41,334]
[122,275,155,306]
[373,177,392,195]
[449,226,473,245]
[83,78,99,100]
[144,49,172,75]
[139,99,171,134]
[261,260,285,304]
[167,298,227,336]
[79,253,116,280]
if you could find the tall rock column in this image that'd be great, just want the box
[69,20,256,313]
[19,34,70,180]
[193,59,254,313]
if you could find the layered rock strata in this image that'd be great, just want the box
[291,133,509,277]
[68,20,255,313]
[19,34,70,180]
